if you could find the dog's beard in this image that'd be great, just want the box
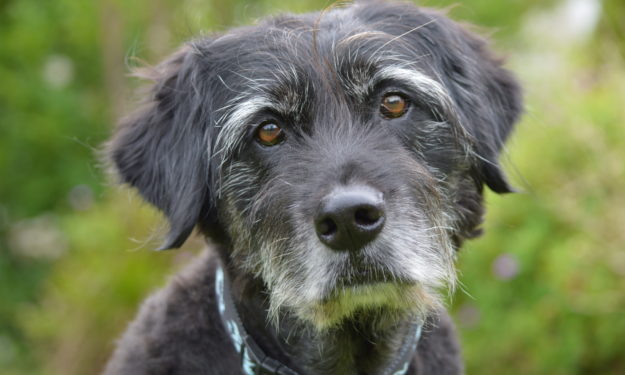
[220,158,458,330]
[227,195,457,331]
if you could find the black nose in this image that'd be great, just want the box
[314,186,385,251]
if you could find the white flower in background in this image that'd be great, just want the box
[42,54,74,89]
[524,0,602,44]
[9,214,68,259]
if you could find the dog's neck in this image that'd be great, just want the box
[228,269,420,375]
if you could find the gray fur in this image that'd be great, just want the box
[104,1,522,374]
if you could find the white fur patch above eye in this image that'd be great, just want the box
[374,66,455,117]
[214,97,272,162]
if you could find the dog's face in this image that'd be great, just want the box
[110,1,521,329]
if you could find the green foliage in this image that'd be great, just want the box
[452,22,625,373]
[19,192,197,375]
[1,0,623,374]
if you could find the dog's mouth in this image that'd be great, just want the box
[333,254,415,288]
[336,267,410,288]
[286,258,439,329]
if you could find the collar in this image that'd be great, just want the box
[215,263,422,375]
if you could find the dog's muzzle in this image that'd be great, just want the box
[314,185,385,251]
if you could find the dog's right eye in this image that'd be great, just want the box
[255,121,285,147]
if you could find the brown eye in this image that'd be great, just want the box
[255,122,285,146]
[380,94,408,119]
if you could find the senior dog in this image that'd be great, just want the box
[103,1,522,374]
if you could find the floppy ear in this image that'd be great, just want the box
[444,26,523,194]
[412,9,523,193]
[108,46,215,249]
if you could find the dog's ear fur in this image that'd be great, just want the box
[406,8,523,193]
[108,46,215,249]
[455,29,522,194]
[441,21,523,194]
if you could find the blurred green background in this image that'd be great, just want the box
[1,0,624,374]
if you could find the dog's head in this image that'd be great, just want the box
[109,1,521,329]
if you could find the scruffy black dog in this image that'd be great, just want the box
[103,1,522,374]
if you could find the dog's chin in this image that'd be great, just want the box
[294,282,438,331]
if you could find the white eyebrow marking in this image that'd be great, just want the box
[214,96,272,162]
[212,61,306,166]
[374,66,455,120]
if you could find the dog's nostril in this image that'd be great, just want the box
[354,206,382,227]
[317,217,337,236]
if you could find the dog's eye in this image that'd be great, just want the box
[255,122,285,146]
[380,94,408,119]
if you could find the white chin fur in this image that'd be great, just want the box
[290,282,439,331]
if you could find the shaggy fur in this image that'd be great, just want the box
[103,1,522,374]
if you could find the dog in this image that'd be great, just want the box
[102,1,522,374]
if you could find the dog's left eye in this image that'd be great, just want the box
[255,121,285,146]
[380,93,409,119]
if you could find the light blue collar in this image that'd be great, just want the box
[215,264,422,375]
